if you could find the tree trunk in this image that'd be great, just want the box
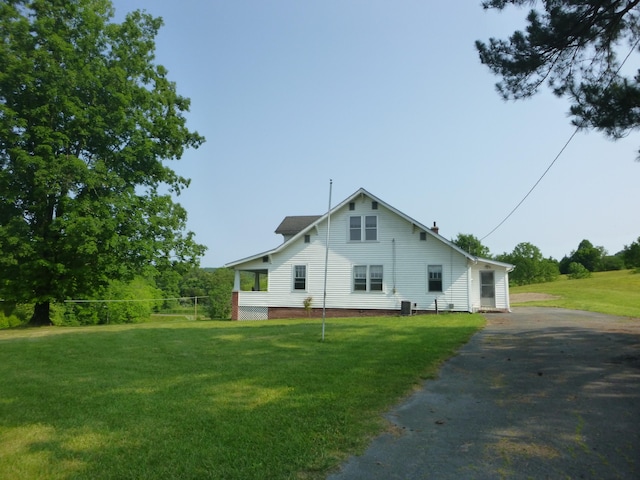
[29,302,51,326]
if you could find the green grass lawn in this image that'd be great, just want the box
[510,269,640,318]
[0,314,483,479]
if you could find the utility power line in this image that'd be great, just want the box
[481,37,640,242]
[480,127,579,242]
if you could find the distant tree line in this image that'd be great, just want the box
[452,234,640,287]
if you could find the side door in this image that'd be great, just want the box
[480,271,496,308]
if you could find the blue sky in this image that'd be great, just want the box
[112,1,639,268]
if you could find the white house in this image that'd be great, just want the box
[226,188,514,320]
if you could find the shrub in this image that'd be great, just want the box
[0,303,32,329]
[601,255,625,271]
[303,296,313,316]
[0,311,24,329]
[209,293,232,320]
[208,268,234,320]
[102,278,162,324]
[54,303,101,326]
[53,278,163,325]
[568,262,591,279]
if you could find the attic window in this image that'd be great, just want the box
[372,201,378,210]
[349,215,378,241]
[304,234,310,243]
[420,232,427,241]
[262,256,269,263]
[349,202,355,211]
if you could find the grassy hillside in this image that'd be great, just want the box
[510,269,640,318]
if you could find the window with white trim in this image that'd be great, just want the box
[353,265,367,291]
[294,265,306,291]
[350,216,362,241]
[349,215,377,241]
[353,265,383,292]
[365,215,377,240]
[428,265,443,292]
[370,265,383,291]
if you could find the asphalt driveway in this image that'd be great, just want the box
[328,307,640,479]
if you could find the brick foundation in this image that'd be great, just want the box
[266,307,429,319]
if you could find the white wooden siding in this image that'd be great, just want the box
[469,263,510,311]
[238,198,470,312]
[233,191,512,313]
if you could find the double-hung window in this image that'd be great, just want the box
[369,265,383,291]
[428,265,443,292]
[353,265,383,292]
[365,216,377,241]
[349,215,377,241]
[353,266,367,291]
[294,265,306,291]
[350,216,362,241]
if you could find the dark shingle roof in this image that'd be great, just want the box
[275,215,321,236]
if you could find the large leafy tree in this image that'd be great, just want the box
[452,233,492,258]
[0,0,205,325]
[497,242,559,285]
[559,238,605,272]
[476,1,640,156]
[622,236,640,267]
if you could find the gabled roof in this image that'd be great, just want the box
[275,215,322,236]
[226,187,513,270]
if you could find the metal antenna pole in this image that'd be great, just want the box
[322,179,332,341]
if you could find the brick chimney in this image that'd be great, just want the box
[431,222,439,235]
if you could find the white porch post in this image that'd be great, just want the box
[233,270,240,292]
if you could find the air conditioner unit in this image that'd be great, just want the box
[400,301,411,316]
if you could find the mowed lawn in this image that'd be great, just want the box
[0,315,483,480]
[510,269,640,318]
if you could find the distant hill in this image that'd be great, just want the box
[510,270,640,318]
